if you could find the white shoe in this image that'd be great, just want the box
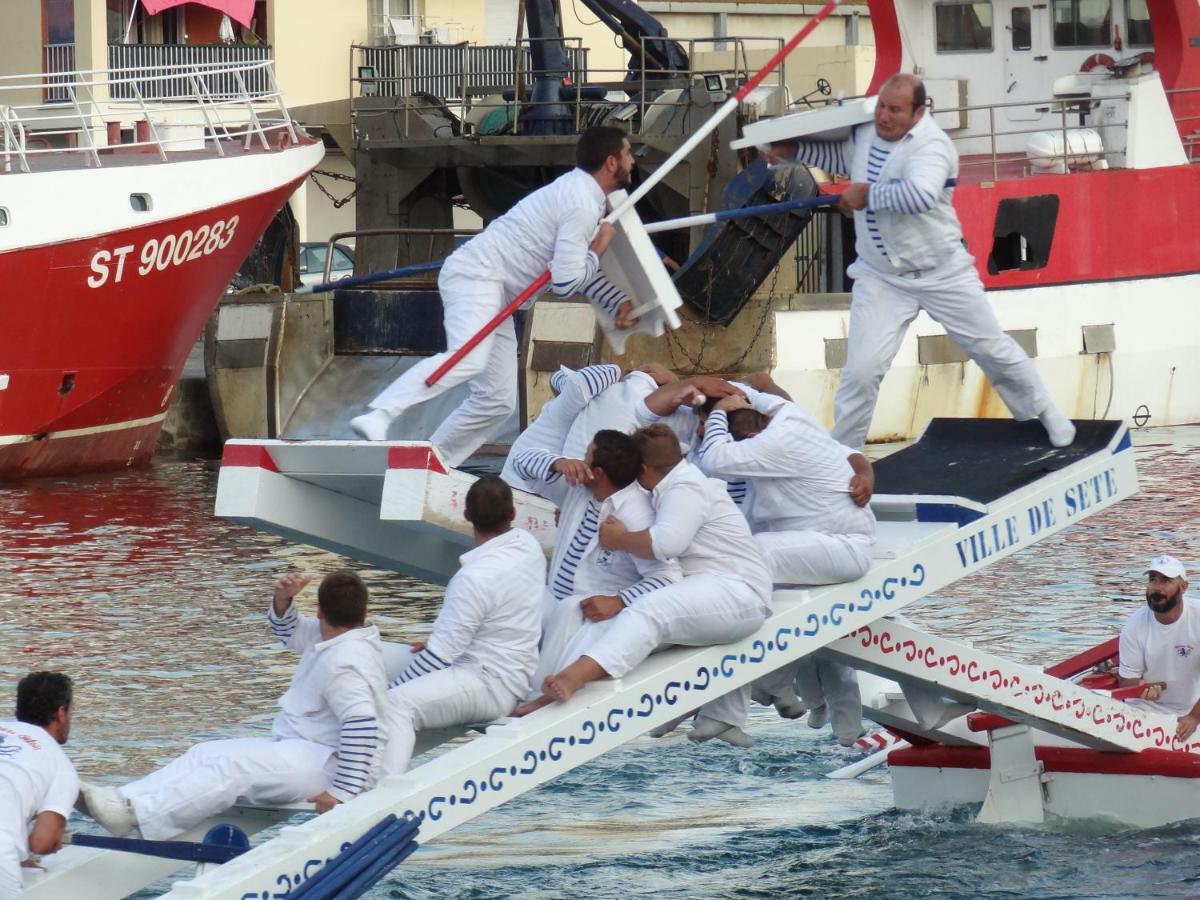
[79,783,138,837]
[1038,408,1076,448]
[807,704,830,729]
[349,409,393,442]
[687,715,756,748]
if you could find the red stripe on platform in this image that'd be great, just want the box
[889,745,1200,778]
[388,445,448,475]
[1044,638,1120,679]
[221,443,278,472]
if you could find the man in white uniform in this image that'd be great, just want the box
[381,476,547,775]
[507,430,681,716]
[1118,555,1200,740]
[500,363,624,496]
[697,390,875,745]
[350,127,640,466]
[1,672,77,900]
[525,424,772,745]
[80,571,388,839]
[776,74,1074,451]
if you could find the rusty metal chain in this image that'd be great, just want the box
[309,169,358,209]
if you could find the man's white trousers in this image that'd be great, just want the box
[119,737,335,840]
[0,838,21,900]
[832,264,1052,450]
[754,530,873,587]
[382,650,518,777]
[367,271,518,467]
[577,575,769,728]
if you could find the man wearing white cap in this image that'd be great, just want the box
[1118,555,1199,740]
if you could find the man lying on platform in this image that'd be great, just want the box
[522,424,772,745]
[695,384,877,746]
[508,430,683,720]
[380,477,546,776]
[79,571,389,839]
[1119,555,1200,740]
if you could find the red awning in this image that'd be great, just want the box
[139,0,256,30]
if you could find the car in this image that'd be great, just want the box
[299,241,355,287]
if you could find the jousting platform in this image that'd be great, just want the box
[28,418,1195,900]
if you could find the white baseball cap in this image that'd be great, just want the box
[1146,555,1187,580]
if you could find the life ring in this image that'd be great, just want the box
[1080,52,1115,72]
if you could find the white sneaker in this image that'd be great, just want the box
[79,783,138,837]
[349,409,393,442]
[687,715,756,748]
[1038,408,1076,448]
[807,704,830,729]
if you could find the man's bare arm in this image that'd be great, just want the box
[27,811,67,856]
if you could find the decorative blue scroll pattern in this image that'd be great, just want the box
[246,562,926,898]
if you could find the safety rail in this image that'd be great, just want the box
[0,59,296,174]
[42,42,76,103]
[351,35,787,139]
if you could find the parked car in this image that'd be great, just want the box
[299,242,355,286]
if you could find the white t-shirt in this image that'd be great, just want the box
[1119,595,1200,716]
[0,720,79,861]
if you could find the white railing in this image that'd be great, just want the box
[0,59,297,174]
[42,42,76,103]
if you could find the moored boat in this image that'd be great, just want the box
[0,59,322,478]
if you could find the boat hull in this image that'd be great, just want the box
[0,142,322,478]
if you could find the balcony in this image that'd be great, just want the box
[106,43,274,100]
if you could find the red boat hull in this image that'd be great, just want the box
[0,175,307,478]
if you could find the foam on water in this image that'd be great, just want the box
[1,427,1198,897]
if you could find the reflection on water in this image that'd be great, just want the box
[1,427,1198,898]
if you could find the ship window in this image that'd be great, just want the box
[1053,0,1112,47]
[1011,7,1032,50]
[1125,0,1153,46]
[935,2,994,53]
[129,193,152,212]
[987,195,1059,273]
[0,208,8,226]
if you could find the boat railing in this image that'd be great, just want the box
[0,58,296,174]
[350,35,787,140]
[319,227,480,284]
[1164,86,1200,162]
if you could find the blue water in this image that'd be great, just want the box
[2,427,1199,898]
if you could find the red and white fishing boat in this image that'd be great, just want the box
[0,58,322,478]
[743,0,1200,438]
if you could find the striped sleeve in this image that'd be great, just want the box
[328,715,380,802]
[618,575,675,606]
[867,178,938,214]
[725,479,748,507]
[511,448,562,485]
[550,363,621,399]
[268,603,298,642]
[579,273,629,315]
[698,408,733,458]
[793,139,850,175]
[267,602,322,652]
[388,646,453,688]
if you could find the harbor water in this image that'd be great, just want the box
[2,426,1199,898]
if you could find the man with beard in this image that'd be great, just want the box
[1118,555,1199,739]
[350,126,640,465]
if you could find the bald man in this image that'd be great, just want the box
[770,73,1074,451]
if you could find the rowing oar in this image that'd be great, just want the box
[423,0,844,388]
[294,259,444,296]
[825,739,911,780]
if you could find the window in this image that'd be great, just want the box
[130,193,152,212]
[1011,7,1032,50]
[1126,0,1153,46]
[0,208,8,226]
[935,2,994,52]
[987,195,1059,273]
[1053,0,1111,47]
